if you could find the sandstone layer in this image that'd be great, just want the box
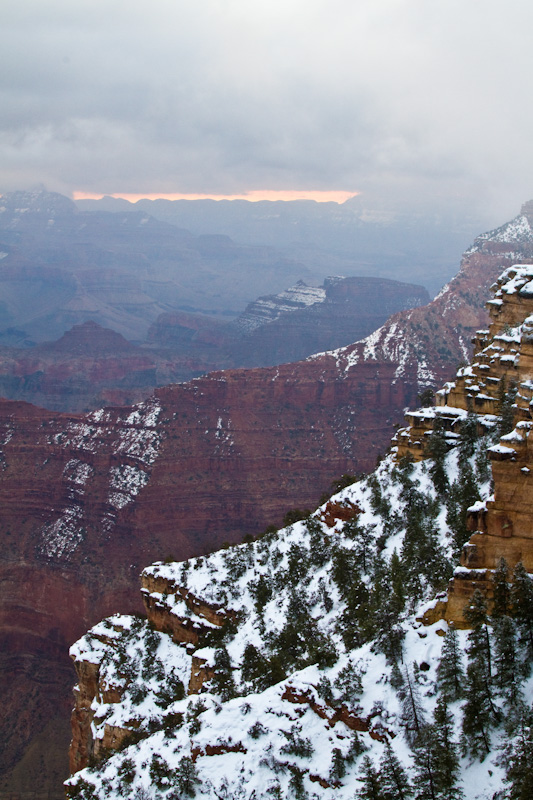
[394,264,533,627]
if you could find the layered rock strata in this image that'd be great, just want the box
[394,265,533,626]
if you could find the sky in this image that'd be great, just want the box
[2,0,533,219]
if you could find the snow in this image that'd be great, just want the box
[67,431,507,799]
[237,282,326,333]
[40,398,163,560]
[467,215,533,254]
[488,443,516,455]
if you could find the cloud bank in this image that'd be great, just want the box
[2,0,532,218]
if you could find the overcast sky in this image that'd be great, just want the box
[2,0,532,220]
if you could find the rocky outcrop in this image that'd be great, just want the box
[397,264,533,627]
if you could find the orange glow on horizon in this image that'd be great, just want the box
[73,189,358,204]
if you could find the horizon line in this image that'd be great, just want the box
[73,189,359,204]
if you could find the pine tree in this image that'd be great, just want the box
[370,556,405,664]
[503,707,533,800]
[474,442,491,484]
[426,416,449,496]
[492,557,511,617]
[400,666,426,746]
[173,756,200,798]
[412,713,463,800]
[463,589,492,679]
[431,697,464,799]
[329,747,346,783]
[458,411,479,463]
[356,756,383,800]
[511,562,533,671]
[436,626,464,702]
[212,645,236,701]
[493,615,521,706]
[288,767,307,799]
[241,643,267,687]
[497,378,518,437]
[462,592,499,759]
[389,551,407,617]
[412,726,440,800]
[379,741,413,800]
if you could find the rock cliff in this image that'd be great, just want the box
[394,264,533,627]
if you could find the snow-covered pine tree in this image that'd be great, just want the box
[492,557,511,618]
[379,741,413,800]
[436,626,464,702]
[356,756,382,800]
[511,561,533,671]
[462,591,499,759]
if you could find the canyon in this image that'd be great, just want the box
[0,275,429,412]
[66,260,533,800]
[1,204,533,797]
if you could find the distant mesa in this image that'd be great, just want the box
[46,320,136,356]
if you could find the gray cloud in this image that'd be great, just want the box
[2,0,533,219]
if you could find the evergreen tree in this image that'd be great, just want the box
[212,645,236,701]
[446,460,481,556]
[332,546,361,599]
[458,411,479,464]
[511,562,533,671]
[493,615,521,706]
[462,592,499,759]
[379,741,413,800]
[497,379,518,437]
[411,726,440,800]
[389,551,407,617]
[502,707,533,800]
[356,756,383,800]
[338,578,371,649]
[431,697,464,799]
[288,767,307,799]
[173,756,200,798]
[329,747,346,783]
[463,589,492,679]
[241,643,267,688]
[426,416,449,496]
[412,710,463,800]
[370,556,405,664]
[492,557,511,617]
[251,574,272,614]
[474,442,491,484]
[400,666,426,745]
[436,626,464,702]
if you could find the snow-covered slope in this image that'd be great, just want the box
[235,280,327,333]
[307,204,533,393]
[66,436,532,799]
